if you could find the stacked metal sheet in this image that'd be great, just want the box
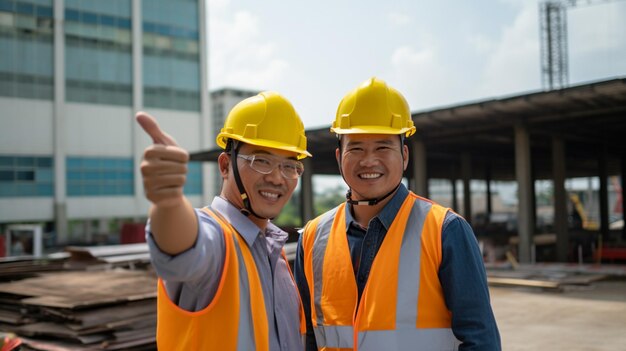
[0,244,157,351]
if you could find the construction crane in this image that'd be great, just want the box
[539,0,622,90]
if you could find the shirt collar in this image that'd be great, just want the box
[210,196,288,248]
[345,183,409,231]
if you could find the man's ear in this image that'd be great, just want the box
[218,153,230,178]
[402,144,409,171]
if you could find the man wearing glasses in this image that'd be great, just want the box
[137,91,310,351]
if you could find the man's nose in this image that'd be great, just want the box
[359,151,380,167]
[264,164,285,184]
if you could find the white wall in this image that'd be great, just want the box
[67,196,148,219]
[0,198,54,222]
[65,103,134,156]
[66,194,203,219]
[136,108,202,152]
[0,97,53,154]
[0,100,204,224]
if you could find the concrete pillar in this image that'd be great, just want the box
[53,0,68,244]
[515,123,533,263]
[300,158,314,223]
[198,0,214,205]
[131,0,146,214]
[552,136,568,262]
[622,153,626,241]
[410,138,428,197]
[451,178,458,213]
[98,219,109,235]
[485,165,492,217]
[599,145,609,239]
[84,220,92,244]
[461,152,472,224]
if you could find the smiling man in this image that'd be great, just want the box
[138,92,309,351]
[294,78,501,350]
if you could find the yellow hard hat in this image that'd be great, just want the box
[216,91,311,159]
[331,77,416,137]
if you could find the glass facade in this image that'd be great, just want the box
[1,1,204,199]
[0,0,54,99]
[1,0,202,108]
[0,155,53,196]
[64,0,132,105]
[142,0,200,111]
[65,156,202,197]
[66,156,134,196]
[185,161,202,195]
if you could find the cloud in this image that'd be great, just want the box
[387,12,411,27]
[209,7,290,90]
[208,0,230,12]
[568,2,626,53]
[391,46,434,67]
[476,2,540,97]
[387,45,451,110]
[467,34,495,55]
[567,2,626,83]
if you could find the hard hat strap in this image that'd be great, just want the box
[338,135,405,207]
[346,183,400,206]
[230,140,272,220]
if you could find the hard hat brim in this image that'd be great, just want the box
[330,125,416,137]
[218,133,312,160]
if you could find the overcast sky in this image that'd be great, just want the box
[207,0,626,130]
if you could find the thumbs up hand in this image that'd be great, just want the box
[136,111,190,208]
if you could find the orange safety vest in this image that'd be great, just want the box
[302,192,461,351]
[157,208,305,350]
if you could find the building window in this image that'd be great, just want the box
[64,1,133,106]
[66,156,133,196]
[0,155,54,197]
[142,0,200,112]
[0,0,54,100]
[184,161,202,195]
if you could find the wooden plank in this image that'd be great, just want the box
[98,335,155,350]
[100,253,150,264]
[0,271,156,309]
[19,336,97,351]
[67,300,155,328]
[112,327,155,342]
[15,322,110,344]
[487,276,561,289]
[556,274,608,285]
[104,313,156,329]
[65,244,148,259]
[0,309,32,324]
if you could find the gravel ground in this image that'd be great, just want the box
[490,280,626,351]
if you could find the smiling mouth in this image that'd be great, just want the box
[359,173,382,179]
[260,190,280,200]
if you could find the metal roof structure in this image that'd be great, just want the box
[191,77,626,263]
[191,77,626,181]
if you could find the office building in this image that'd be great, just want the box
[0,0,212,246]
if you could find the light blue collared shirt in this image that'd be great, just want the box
[147,196,303,351]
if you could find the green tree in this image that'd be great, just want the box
[314,185,346,216]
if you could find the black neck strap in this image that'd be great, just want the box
[229,141,270,220]
[345,182,400,206]
[338,134,406,207]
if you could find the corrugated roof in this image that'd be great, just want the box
[191,78,626,180]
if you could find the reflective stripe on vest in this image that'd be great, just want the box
[303,193,461,351]
[156,208,268,351]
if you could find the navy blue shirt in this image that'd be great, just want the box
[294,184,501,350]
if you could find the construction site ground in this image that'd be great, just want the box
[490,279,626,350]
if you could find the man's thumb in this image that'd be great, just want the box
[136,111,178,146]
